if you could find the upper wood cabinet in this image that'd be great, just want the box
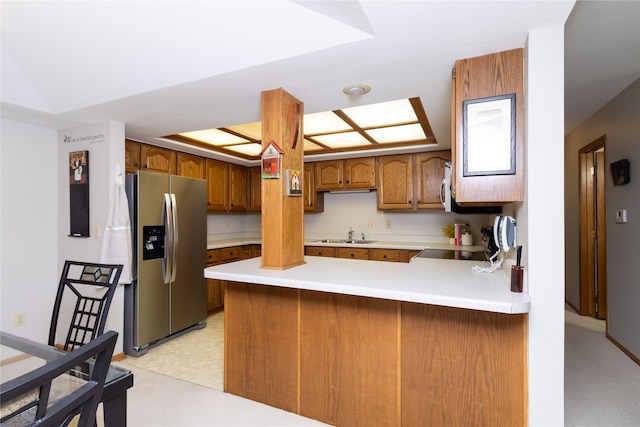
[228,163,248,212]
[376,155,414,209]
[315,158,376,191]
[415,150,450,209]
[249,166,262,213]
[140,143,177,174]
[452,48,524,204]
[377,151,450,211]
[176,152,205,179]
[125,139,141,173]
[206,159,229,211]
[304,163,324,213]
[206,159,248,212]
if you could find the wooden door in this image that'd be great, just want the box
[206,159,229,211]
[249,166,262,212]
[140,144,177,174]
[579,136,607,319]
[415,150,450,209]
[315,160,343,190]
[344,157,376,189]
[303,163,323,212]
[176,152,205,179]
[124,139,141,173]
[376,155,414,209]
[228,164,248,212]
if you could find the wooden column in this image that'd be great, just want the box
[260,88,305,269]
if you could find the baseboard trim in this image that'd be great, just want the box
[606,333,640,366]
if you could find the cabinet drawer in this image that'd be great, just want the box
[305,246,336,258]
[206,249,221,266]
[221,246,241,262]
[369,248,407,263]
[337,247,369,260]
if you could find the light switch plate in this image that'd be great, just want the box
[615,209,628,224]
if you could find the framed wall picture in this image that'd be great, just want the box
[69,150,90,237]
[286,169,302,196]
[463,93,516,176]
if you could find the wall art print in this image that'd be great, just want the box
[69,150,90,237]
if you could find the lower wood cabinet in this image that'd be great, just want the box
[305,246,336,258]
[305,246,414,263]
[206,245,261,311]
[225,283,528,427]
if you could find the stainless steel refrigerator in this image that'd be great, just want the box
[124,170,207,356]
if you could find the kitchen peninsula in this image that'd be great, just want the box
[204,255,530,426]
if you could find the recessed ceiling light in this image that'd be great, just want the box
[342,84,371,95]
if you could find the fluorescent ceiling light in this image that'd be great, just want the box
[312,131,371,148]
[366,123,426,143]
[179,129,249,146]
[224,143,262,156]
[342,99,417,128]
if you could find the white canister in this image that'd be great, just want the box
[461,233,473,246]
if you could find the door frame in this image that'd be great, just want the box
[578,135,607,319]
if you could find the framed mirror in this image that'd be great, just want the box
[462,93,516,176]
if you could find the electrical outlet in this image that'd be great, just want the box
[15,312,26,327]
[386,220,392,229]
[367,220,374,229]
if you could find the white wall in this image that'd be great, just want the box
[525,26,566,426]
[0,119,58,345]
[207,191,494,246]
[56,121,126,351]
[565,78,640,358]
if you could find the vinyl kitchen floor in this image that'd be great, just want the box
[119,310,224,391]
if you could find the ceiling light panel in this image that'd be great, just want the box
[342,99,417,128]
[224,143,263,156]
[303,139,325,151]
[179,129,249,146]
[313,131,371,148]
[303,111,351,134]
[366,123,426,143]
[225,122,262,140]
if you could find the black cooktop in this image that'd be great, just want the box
[412,248,490,262]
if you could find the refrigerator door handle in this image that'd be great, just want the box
[163,193,173,284]
[170,193,178,282]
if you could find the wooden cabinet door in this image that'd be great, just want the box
[206,159,229,211]
[140,144,176,174]
[249,167,261,212]
[125,139,141,173]
[453,49,524,203]
[344,157,376,189]
[315,160,343,190]
[206,249,223,311]
[305,246,336,257]
[376,155,414,210]
[337,247,369,260]
[176,152,205,179]
[303,163,324,213]
[369,248,407,262]
[229,164,248,212]
[415,150,450,209]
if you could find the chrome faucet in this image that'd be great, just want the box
[361,232,366,241]
[348,227,354,240]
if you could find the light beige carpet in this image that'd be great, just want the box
[120,311,224,391]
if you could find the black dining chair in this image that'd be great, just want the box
[0,330,118,427]
[49,261,123,352]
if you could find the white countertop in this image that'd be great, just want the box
[208,237,484,252]
[204,256,530,314]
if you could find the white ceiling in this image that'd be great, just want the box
[2,1,638,163]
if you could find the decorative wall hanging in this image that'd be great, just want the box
[463,93,516,176]
[261,140,284,179]
[69,150,90,237]
[610,159,630,185]
[286,169,302,196]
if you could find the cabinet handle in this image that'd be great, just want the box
[346,180,350,184]
[383,254,387,259]
[143,165,148,168]
[350,253,355,257]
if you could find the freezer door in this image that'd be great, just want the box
[169,175,207,334]
[135,171,171,346]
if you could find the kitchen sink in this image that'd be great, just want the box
[315,239,376,244]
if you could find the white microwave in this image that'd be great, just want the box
[440,162,502,214]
